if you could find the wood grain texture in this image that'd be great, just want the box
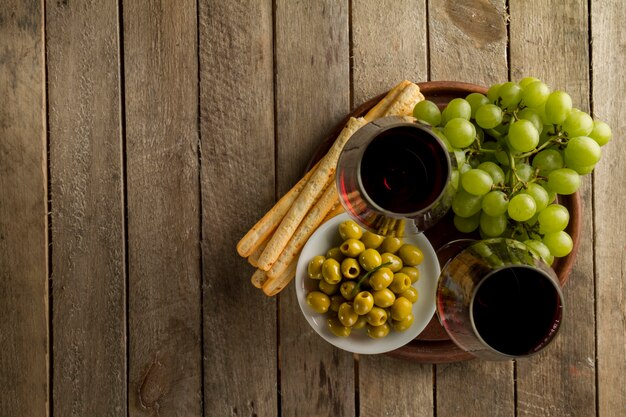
[274,1,353,416]
[198,1,278,416]
[123,0,201,415]
[350,2,434,416]
[0,1,48,416]
[509,1,596,416]
[351,0,428,105]
[46,1,126,415]
[428,1,513,416]
[429,0,507,86]
[591,1,626,415]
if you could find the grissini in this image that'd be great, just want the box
[247,240,268,268]
[321,201,345,224]
[362,80,412,122]
[250,269,267,289]
[236,160,320,258]
[380,83,425,118]
[265,181,338,282]
[262,257,298,296]
[256,116,367,271]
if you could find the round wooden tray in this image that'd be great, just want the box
[310,81,582,363]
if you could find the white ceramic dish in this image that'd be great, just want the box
[295,213,440,354]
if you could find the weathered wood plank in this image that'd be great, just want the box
[350,2,434,416]
[123,0,202,415]
[0,1,49,416]
[591,0,626,415]
[428,1,513,416]
[274,1,353,416]
[198,1,278,416]
[509,1,597,416]
[46,1,126,415]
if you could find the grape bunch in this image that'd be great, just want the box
[412,77,612,265]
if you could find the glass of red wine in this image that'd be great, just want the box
[336,116,456,236]
[436,238,564,360]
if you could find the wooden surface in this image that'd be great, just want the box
[1,1,625,416]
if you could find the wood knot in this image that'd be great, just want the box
[445,0,506,48]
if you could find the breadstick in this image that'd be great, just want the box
[251,269,268,289]
[237,160,320,258]
[322,201,345,224]
[248,240,268,268]
[363,80,412,122]
[262,258,298,296]
[256,117,367,271]
[381,82,425,117]
[265,182,338,282]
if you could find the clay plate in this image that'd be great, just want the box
[308,81,581,363]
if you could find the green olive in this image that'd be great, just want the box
[368,267,393,291]
[318,280,340,295]
[340,238,366,258]
[366,307,388,326]
[352,291,374,315]
[338,220,363,240]
[359,248,382,271]
[390,297,413,321]
[322,258,342,284]
[341,258,361,279]
[401,286,419,303]
[361,231,385,249]
[380,252,403,272]
[398,244,424,266]
[326,247,345,262]
[381,236,403,253]
[353,315,368,329]
[338,302,359,327]
[307,255,325,279]
[390,272,412,294]
[392,313,415,332]
[340,281,358,300]
[329,294,345,312]
[373,288,396,308]
[306,291,331,313]
[400,266,420,283]
[367,322,391,339]
[328,317,351,337]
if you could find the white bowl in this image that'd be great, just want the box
[295,213,440,354]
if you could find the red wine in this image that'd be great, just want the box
[360,127,449,214]
[471,266,562,356]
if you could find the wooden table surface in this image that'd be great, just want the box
[1,1,625,416]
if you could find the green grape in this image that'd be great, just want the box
[562,110,594,137]
[482,190,509,216]
[507,193,536,221]
[452,189,483,218]
[537,203,569,234]
[544,90,573,125]
[543,231,573,257]
[520,81,550,108]
[454,212,480,233]
[413,100,442,126]
[508,119,539,152]
[545,168,581,195]
[564,136,602,167]
[495,148,510,166]
[523,239,554,265]
[465,92,490,118]
[519,76,541,88]
[521,183,550,211]
[531,149,564,176]
[589,120,612,146]
[444,118,477,148]
[446,98,472,120]
[499,81,523,110]
[432,127,453,151]
[475,104,503,129]
[480,213,508,237]
[516,163,534,182]
[461,168,494,196]
[477,161,505,184]
[517,108,543,134]
[566,162,596,175]
[487,83,502,102]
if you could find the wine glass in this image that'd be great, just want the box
[436,238,564,360]
[336,116,456,236]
